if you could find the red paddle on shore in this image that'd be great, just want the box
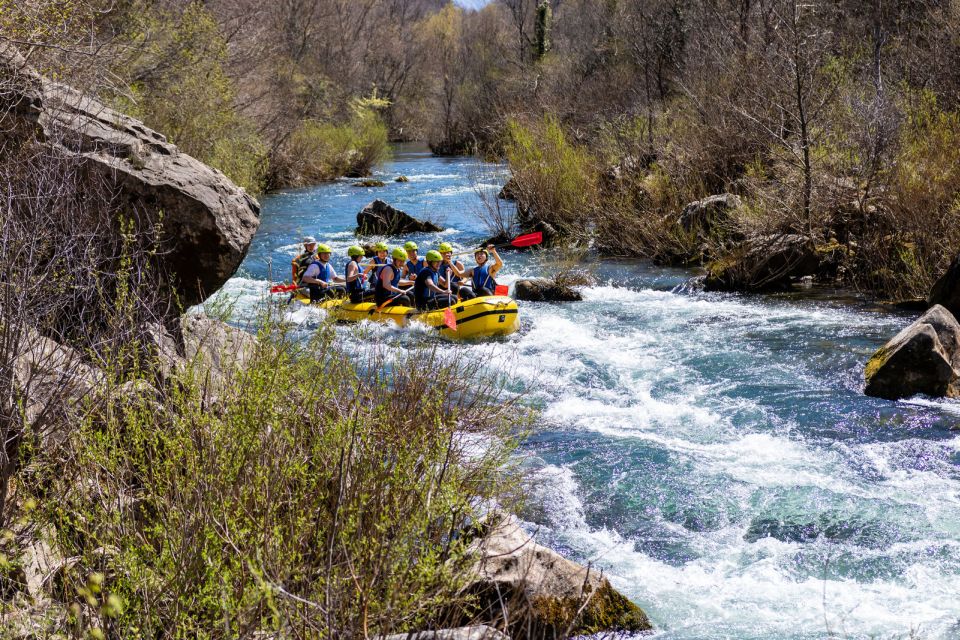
[452,232,544,256]
[507,231,543,248]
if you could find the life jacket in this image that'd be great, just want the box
[406,257,426,278]
[439,262,461,285]
[472,263,495,292]
[293,251,317,283]
[369,255,388,288]
[309,259,333,284]
[375,263,402,298]
[344,258,365,294]
[414,265,439,307]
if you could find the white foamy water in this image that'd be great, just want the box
[223,148,960,639]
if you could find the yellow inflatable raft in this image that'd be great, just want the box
[296,294,519,340]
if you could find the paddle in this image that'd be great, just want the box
[270,283,300,293]
[451,231,543,256]
[374,290,411,312]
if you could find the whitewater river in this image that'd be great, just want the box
[218,145,960,639]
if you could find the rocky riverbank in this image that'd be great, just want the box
[1,45,649,638]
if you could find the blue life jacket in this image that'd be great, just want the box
[344,259,364,294]
[414,265,439,306]
[439,262,461,285]
[406,258,426,278]
[375,263,402,298]
[369,256,388,288]
[472,264,494,291]
[310,260,333,283]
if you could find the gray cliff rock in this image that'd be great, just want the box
[1,43,260,306]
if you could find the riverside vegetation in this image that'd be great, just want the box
[9,0,960,299]
[0,24,651,639]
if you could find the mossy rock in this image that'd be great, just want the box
[353,180,386,187]
[395,175,410,183]
[864,305,960,400]
[456,516,652,638]
[529,580,650,635]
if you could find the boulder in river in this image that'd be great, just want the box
[0,44,261,307]
[513,278,583,302]
[704,234,819,292]
[353,179,386,187]
[678,193,741,236]
[928,253,960,319]
[455,515,651,638]
[864,304,960,400]
[356,199,442,235]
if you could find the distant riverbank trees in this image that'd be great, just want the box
[9,0,960,297]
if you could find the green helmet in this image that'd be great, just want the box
[347,245,364,257]
[474,248,488,258]
[391,247,407,260]
[425,250,443,262]
[374,241,389,252]
[316,243,333,254]
[404,241,418,251]
[438,242,454,253]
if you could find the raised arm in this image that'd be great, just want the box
[489,246,504,277]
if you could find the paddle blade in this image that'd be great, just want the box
[495,284,509,296]
[270,283,299,293]
[510,231,543,248]
[443,307,458,332]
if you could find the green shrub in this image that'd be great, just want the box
[32,312,524,637]
[503,115,599,237]
[271,101,390,188]
[109,2,268,193]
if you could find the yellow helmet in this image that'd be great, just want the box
[425,250,443,262]
[404,241,418,251]
[374,241,389,252]
[347,245,364,257]
[391,247,407,260]
[316,243,333,254]
[438,242,454,253]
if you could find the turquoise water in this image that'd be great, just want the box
[220,145,960,639]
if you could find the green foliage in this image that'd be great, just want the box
[110,2,268,192]
[31,311,522,637]
[272,102,390,187]
[503,115,599,236]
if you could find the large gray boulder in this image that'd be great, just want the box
[1,44,260,306]
[455,516,651,638]
[513,278,583,302]
[864,305,960,400]
[356,199,442,235]
[704,234,819,292]
[678,193,741,235]
[929,253,960,319]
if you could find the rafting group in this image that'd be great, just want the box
[291,237,504,310]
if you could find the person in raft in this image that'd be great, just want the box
[364,241,390,290]
[403,241,427,280]
[414,250,457,310]
[300,244,346,301]
[445,245,503,297]
[374,247,413,307]
[291,236,318,284]
[436,242,475,300]
[342,245,369,303]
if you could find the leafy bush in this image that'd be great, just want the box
[28,312,524,637]
[503,115,599,238]
[270,100,390,188]
[109,2,268,193]
[851,91,960,297]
